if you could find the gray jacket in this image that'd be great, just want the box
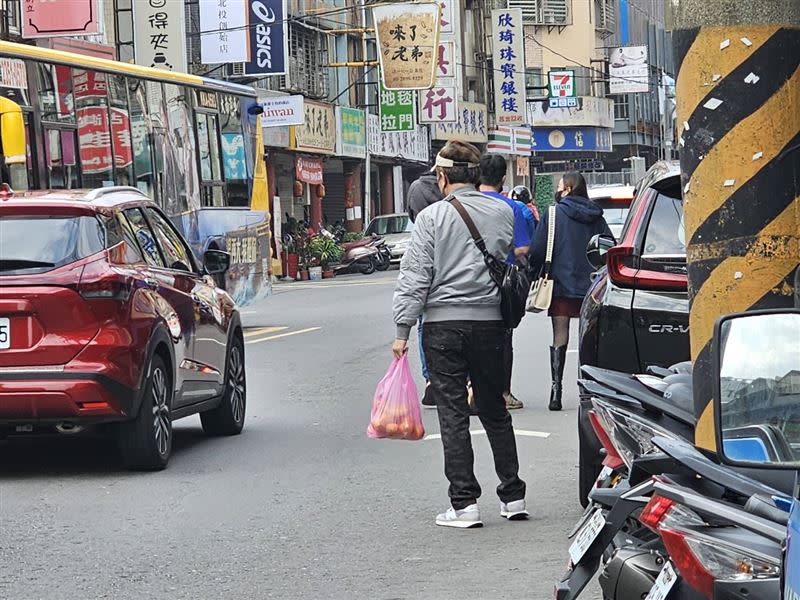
[393,187,515,340]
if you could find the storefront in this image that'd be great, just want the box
[334,107,367,232]
[367,114,431,217]
[291,99,336,230]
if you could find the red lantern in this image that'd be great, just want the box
[317,183,326,199]
[293,180,304,198]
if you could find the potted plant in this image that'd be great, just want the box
[295,225,312,281]
[309,236,344,279]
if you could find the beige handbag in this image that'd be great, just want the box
[526,205,556,313]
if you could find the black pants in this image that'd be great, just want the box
[503,329,513,393]
[423,321,526,510]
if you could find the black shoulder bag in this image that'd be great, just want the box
[448,196,530,329]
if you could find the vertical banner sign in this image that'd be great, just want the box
[548,70,576,97]
[491,8,526,126]
[244,0,288,76]
[373,3,441,90]
[379,81,415,132]
[22,0,98,38]
[133,0,187,72]
[608,46,649,94]
[419,86,457,123]
[199,0,248,64]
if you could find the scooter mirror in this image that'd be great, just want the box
[713,310,800,469]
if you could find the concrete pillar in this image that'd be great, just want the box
[309,183,323,232]
[379,165,394,215]
[672,0,800,451]
[344,163,364,232]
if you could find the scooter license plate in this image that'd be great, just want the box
[568,508,606,564]
[644,561,677,600]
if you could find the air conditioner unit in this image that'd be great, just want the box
[231,63,245,77]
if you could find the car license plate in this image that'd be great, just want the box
[645,561,678,600]
[568,508,606,564]
[0,318,9,349]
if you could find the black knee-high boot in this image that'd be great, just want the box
[549,346,567,411]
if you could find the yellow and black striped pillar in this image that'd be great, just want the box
[672,18,800,452]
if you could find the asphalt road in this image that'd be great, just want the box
[0,272,601,600]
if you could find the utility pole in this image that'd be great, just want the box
[671,0,800,452]
[360,0,372,228]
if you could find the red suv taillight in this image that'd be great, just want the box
[78,258,132,302]
[607,245,687,291]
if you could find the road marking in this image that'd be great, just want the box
[246,327,321,344]
[567,349,578,354]
[278,278,396,290]
[244,326,288,338]
[423,429,551,441]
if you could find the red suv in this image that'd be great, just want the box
[0,187,246,470]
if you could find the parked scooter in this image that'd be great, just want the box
[556,309,800,600]
[319,227,382,274]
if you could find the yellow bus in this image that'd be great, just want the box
[0,40,271,304]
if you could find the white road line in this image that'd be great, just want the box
[246,327,321,344]
[278,278,396,290]
[244,326,288,338]
[567,349,578,354]
[423,429,551,441]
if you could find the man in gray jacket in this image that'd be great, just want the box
[392,140,527,528]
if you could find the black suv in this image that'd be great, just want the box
[576,161,690,504]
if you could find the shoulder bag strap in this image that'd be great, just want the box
[543,205,556,274]
[447,196,504,283]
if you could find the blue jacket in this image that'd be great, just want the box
[529,195,612,300]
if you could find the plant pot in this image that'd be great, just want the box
[322,270,334,279]
[309,266,323,281]
[286,253,299,280]
[299,270,309,281]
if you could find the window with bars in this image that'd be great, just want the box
[509,0,571,26]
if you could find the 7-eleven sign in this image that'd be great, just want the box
[548,70,576,98]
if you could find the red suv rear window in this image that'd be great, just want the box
[0,215,105,275]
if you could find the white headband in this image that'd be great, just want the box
[430,152,480,172]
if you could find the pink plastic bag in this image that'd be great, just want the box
[367,355,425,440]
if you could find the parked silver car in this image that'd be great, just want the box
[365,213,414,264]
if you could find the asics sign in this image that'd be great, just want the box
[245,0,287,75]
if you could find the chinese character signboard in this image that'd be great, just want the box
[531,127,613,152]
[548,70,575,97]
[436,41,455,82]
[292,100,335,155]
[296,156,324,185]
[133,0,187,72]
[336,107,366,158]
[367,114,429,163]
[244,0,288,75]
[261,95,304,127]
[22,0,98,38]
[199,0,248,64]
[609,46,649,94]
[0,59,28,89]
[431,102,487,143]
[419,86,457,124]
[528,97,614,128]
[379,82,415,132]
[373,3,441,90]
[491,8,526,126]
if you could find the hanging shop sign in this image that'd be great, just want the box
[292,100,335,155]
[133,0,187,72]
[335,107,366,159]
[431,102,487,144]
[367,114,429,163]
[379,82,415,133]
[418,86,457,124]
[608,46,649,94]
[22,0,98,38]
[548,69,576,98]
[486,127,532,156]
[295,156,323,185]
[0,59,28,90]
[491,8,526,126]
[531,127,613,153]
[244,0,288,75]
[261,95,304,127]
[199,0,248,64]
[527,96,614,128]
[373,2,441,90]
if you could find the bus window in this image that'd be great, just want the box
[108,75,134,187]
[164,83,200,214]
[74,69,113,187]
[35,63,74,124]
[44,129,79,189]
[196,112,224,207]
[219,93,248,207]
[127,79,155,199]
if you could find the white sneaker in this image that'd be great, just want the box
[500,499,529,521]
[435,503,483,528]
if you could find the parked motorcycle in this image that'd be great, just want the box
[319,227,383,275]
[556,309,800,600]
